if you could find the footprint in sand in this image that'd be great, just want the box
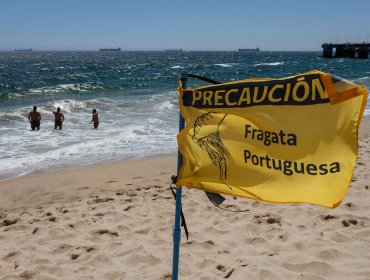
[86,247,95,253]
[246,237,266,245]
[126,192,137,198]
[253,214,281,226]
[53,244,73,254]
[216,264,227,272]
[48,216,57,222]
[134,228,150,234]
[217,249,230,255]
[342,219,358,227]
[77,186,89,190]
[163,273,172,280]
[19,271,36,279]
[96,229,119,236]
[19,211,32,217]
[3,251,19,259]
[200,240,215,249]
[345,202,353,208]
[318,248,341,260]
[224,268,234,278]
[1,218,19,227]
[90,197,114,204]
[282,261,334,276]
[320,214,337,221]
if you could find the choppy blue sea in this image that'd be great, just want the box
[0,51,369,181]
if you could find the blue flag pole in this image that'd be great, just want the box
[172,72,187,280]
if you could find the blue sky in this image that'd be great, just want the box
[1,0,370,51]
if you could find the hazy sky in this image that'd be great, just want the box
[1,0,370,51]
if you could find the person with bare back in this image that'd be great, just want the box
[28,106,41,131]
[53,107,65,130]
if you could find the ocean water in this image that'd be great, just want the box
[1,51,369,181]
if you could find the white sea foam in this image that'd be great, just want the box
[0,91,179,181]
[23,83,104,97]
[254,62,284,66]
[356,77,369,80]
[50,99,89,113]
[364,107,370,116]
[157,100,176,111]
[215,63,234,68]
[171,65,183,69]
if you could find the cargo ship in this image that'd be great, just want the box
[238,47,260,52]
[15,48,33,52]
[164,48,183,52]
[99,47,121,51]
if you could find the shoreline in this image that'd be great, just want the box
[0,116,369,211]
[0,154,177,211]
[0,117,369,279]
[0,151,177,183]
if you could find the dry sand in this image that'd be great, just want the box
[0,118,369,280]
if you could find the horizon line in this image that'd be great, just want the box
[0,49,322,52]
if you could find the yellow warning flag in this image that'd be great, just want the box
[176,70,368,208]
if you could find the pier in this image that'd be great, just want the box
[322,43,370,59]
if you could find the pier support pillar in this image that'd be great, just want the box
[323,46,333,58]
[335,46,345,57]
[345,47,356,58]
[358,47,368,59]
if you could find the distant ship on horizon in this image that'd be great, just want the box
[164,48,183,52]
[99,47,121,52]
[15,48,33,52]
[238,47,260,52]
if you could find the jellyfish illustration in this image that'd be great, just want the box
[192,112,231,186]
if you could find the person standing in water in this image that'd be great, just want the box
[53,107,65,130]
[90,109,99,129]
[28,106,41,131]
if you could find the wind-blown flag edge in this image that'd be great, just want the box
[176,71,369,208]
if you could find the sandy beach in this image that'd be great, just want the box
[0,117,369,280]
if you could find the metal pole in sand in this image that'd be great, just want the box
[172,72,187,280]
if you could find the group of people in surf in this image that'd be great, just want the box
[27,106,99,131]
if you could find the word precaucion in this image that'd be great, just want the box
[183,74,330,108]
